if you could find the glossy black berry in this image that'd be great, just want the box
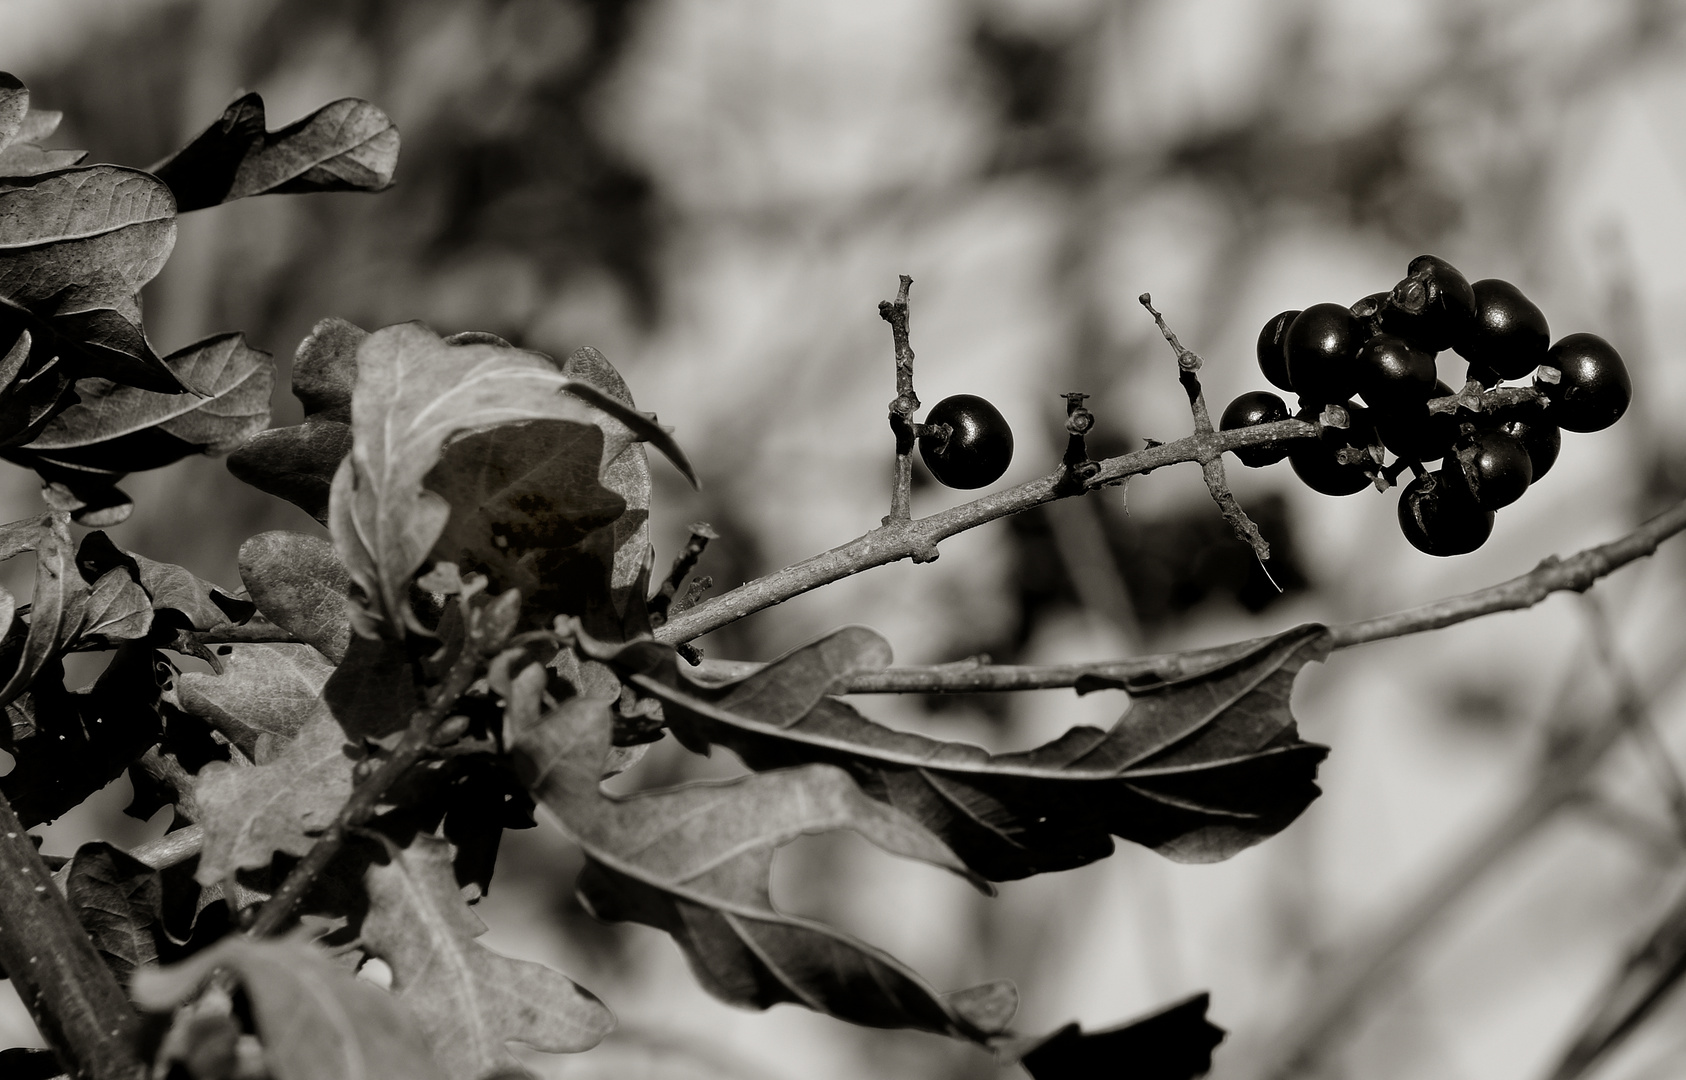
[923,394,1011,485]
[1373,380,1458,463]
[1497,412,1560,481]
[1460,278,1549,381]
[1285,303,1364,404]
[1289,403,1375,496]
[918,395,1013,489]
[1355,333,1437,410]
[1539,333,1630,433]
[1398,470,1495,556]
[1385,255,1477,352]
[1452,430,1532,510]
[1220,390,1291,467]
[1255,310,1298,393]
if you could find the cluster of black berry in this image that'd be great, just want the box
[1221,255,1632,555]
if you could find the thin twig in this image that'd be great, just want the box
[682,496,1686,691]
[880,274,920,523]
[1140,292,1271,562]
[653,415,1317,645]
[649,523,718,629]
[244,636,486,938]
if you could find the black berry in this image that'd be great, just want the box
[1220,390,1291,467]
[1460,278,1549,381]
[1289,403,1375,496]
[1373,380,1458,463]
[1539,333,1630,433]
[1285,303,1364,404]
[1386,255,1477,352]
[1497,412,1560,481]
[1452,430,1533,510]
[919,395,1014,489]
[1398,470,1495,556]
[1355,333,1437,410]
[1255,310,1298,393]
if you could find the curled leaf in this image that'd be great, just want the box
[0,166,180,391]
[6,334,273,513]
[154,93,399,212]
[329,322,692,640]
[622,624,1332,879]
[512,695,1008,1042]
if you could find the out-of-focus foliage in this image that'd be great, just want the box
[5,1,1686,1078]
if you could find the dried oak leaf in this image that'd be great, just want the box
[4,333,273,523]
[153,93,399,212]
[238,530,352,662]
[0,164,182,392]
[1010,993,1226,1080]
[64,841,163,984]
[227,316,363,524]
[617,623,1332,880]
[327,322,691,640]
[133,935,450,1080]
[361,834,613,1078]
[511,694,1015,1042]
[2,645,164,828]
[194,706,356,885]
[173,642,335,762]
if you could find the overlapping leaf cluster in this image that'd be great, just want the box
[0,70,1335,1080]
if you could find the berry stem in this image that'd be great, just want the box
[1139,293,1272,563]
[879,274,920,524]
[653,415,1316,645]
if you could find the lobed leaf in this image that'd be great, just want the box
[239,531,352,661]
[0,512,81,707]
[0,73,25,152]
[562,345,659,641]
[6,334,273,517]
[0,73,80,178]
[2,645,164,827]
[621,624,1332,880]
[194,707,356,884]
[65,841,163,984]
[1012,993,1225,1080]
[154,93,400,212]
[0,165,181,392]
[174,642,335,761]
[328,322,692,639]
[0,327,79,452]
[361,834,614,1077]
[133,935,450,1080]
[76,530,254,632]
[511,695,1013,1042]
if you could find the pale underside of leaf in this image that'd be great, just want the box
[361,835,613,1078]
[331,322,692,638]
[176,642,335,760]
[194,708,356,884]
[133,936,450,1080]
[514,697,1006,1042]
